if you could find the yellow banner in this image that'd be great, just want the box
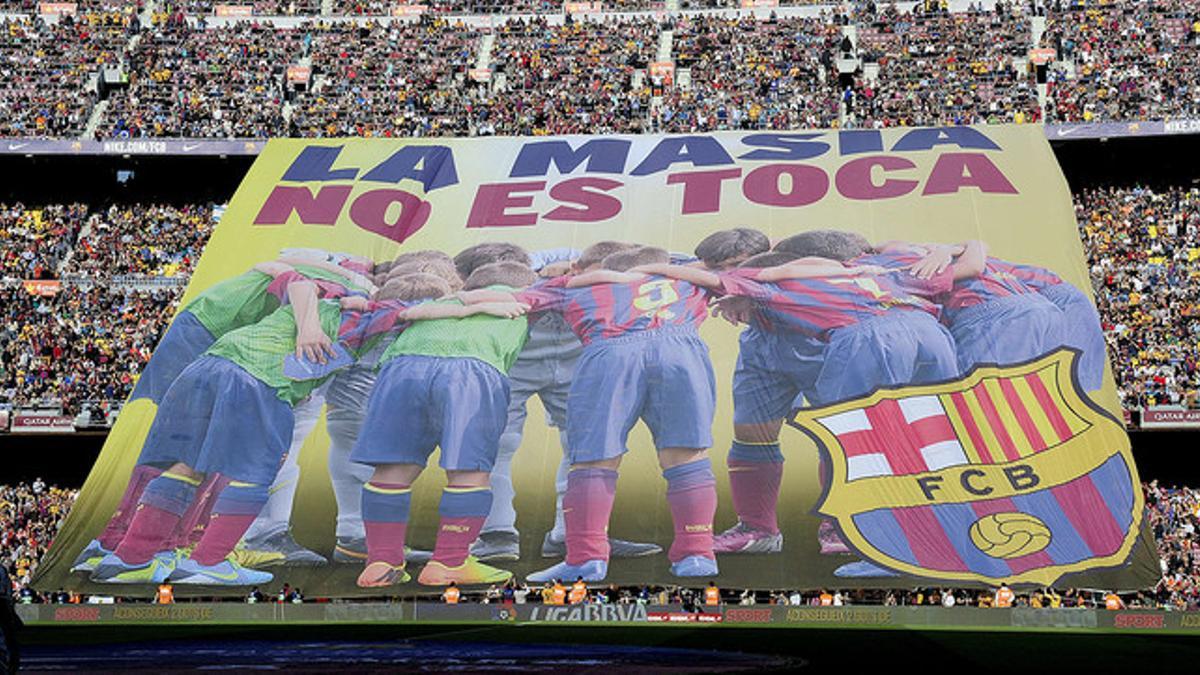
[39,127,1160,595]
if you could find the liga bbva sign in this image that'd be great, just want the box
[40,127,1159,595]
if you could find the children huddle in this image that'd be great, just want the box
[71,227,1104,588]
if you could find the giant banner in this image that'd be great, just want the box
[39,127,1160,595]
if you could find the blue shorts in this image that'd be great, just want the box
[732,326,824,425]
[811,310,958,406]
[567,327,716,463]
[138,355,295,485]
[351,356,510,472]
[129,310,215,405]
[950,294,1066,375]
[1041,283,1106,391]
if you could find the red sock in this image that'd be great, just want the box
[664,459,717,563]
[366,521,409,566]
[563,469,618,565]
[114,505,182,565]
[432,516,486,568]
[170,475,228,550]
[728,460,783,534]
[190,482,269,566]
[363,481,412,566]
[432,487,492,568]
[191,513,256,566]
[667,485,718,562]
[98,465,161,550]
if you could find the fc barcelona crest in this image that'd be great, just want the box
[790,350,1143,586]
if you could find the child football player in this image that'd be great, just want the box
[633,244,983,577]
[514,244,721,582]
[352,261,537,588]
[89,273,505,585]
[72,250,375,572]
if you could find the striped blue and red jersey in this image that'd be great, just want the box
[266,266,371,303]
[517,274,710,346]
[985,257,1065,292]
[854,249,1040,323]
[717,267,950,340]
[336,299,415,352]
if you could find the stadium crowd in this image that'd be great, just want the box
[0,284,180,418]
[290,19,483,137]
[1,2,1199,139]
[851,2,1043,126]
[659,14,843,131]
[1146,480,1200,610]
[0,203,87,281]
[486,16,659,135]
[101,22,302,139]
[1,481,76,599]
[1079,185,1200,411]
[1041,0,1200,124]
[4,480,1198,611]
[61,203,214,278]
[0,13,132,138]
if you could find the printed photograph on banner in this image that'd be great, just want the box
[36,126,1161,596]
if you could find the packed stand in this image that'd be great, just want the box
[290,19,483,137]
[0,14,131,138]
[158,0,322,15]
[1078,185,1200,411]
[660,14,843,132]
[100,22,301,139]
[335,0,557,15]
[62,203,215,278]
[850,2,1041,127]
[1,481,77,597]
[1145,480,1200,611]
[485,16,658,135]
[0,203,88,281]
[1041,0,1200,123]
[0,283,182,416]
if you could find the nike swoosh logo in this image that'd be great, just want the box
[1055,126,1082,137]
[8,142,28,150]
[195,566,242,581]
[182,143,202,151]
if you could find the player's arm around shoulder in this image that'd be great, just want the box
[399,300,528,321]
[626,263,721,289]
[565,270,647,288]
[457,288,519,304]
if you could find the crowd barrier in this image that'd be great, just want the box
[18,603,1200,632]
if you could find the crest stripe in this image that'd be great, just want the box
[1010,489,1096,565]
[1050,460,1129,558]
[891,505,970,573]
[1011,375,1060,449]
[971,382,1022,461]
[998,376,1047,453]
[927,503,1012,577]
[945,392,992,464]
[1026,369,1075,440]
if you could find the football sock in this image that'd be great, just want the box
[664,458,718,563]
[361,481,412,566]
[191,482,270,566]
[432,486,492,568]
[563,468,618,565]
[727,440,784,534]
[114,472,199,565]
[98,465,162,550]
